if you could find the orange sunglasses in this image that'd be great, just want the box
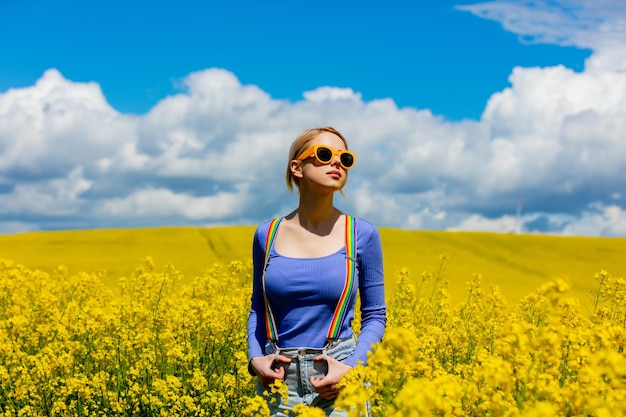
[296,144,356,170]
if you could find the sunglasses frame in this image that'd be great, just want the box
[296,144,356,170]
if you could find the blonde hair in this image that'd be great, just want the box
[285,126,349,192]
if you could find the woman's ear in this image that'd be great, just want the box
[290,160,303,179]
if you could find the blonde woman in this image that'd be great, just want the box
[247,127,386,416]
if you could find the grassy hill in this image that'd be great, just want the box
[1,226,624,307]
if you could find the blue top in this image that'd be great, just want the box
[247,217,386,368]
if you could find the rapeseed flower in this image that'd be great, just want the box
[1,256,624,416]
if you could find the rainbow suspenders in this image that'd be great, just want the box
[262,215,357,346]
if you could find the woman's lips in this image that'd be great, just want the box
[327,170,342,179]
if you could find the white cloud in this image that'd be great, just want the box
[448,214,520,234]
[562,203,626,236]
[480,64,626,195]
[456,1,626,59]
[97,186,249,221]
[0,69,136,176]
[303,87,362,103]
[0,167,91,216]
[1,62,625,235]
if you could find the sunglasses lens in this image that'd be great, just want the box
[316,147,333,163]
[340,153,354,168]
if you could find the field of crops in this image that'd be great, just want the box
[2,226,625,304]
[1,226,625,416]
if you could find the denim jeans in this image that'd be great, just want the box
[256,338,358,417]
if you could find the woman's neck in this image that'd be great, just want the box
[292,193,341,232]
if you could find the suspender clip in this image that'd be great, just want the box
[272,341,281,362]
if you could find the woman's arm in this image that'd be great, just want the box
[247,224,269,371]
[344,220,387,367]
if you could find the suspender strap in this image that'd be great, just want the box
[261,215,357,344]
[262,218,282,341]
[326,214,357,340]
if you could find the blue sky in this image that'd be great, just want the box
[2,0,590,120]
[1,0,625,236]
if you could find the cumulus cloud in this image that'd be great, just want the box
[0,166,92,216]
[449,214,520,234]
[1,1,625,236]
[0,69,135,177]
[562,204,626,236]
[96,186,249,221]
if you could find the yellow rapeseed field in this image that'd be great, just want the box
[1,226,625,304]
[0,227,255,288]
[1,226,625,416]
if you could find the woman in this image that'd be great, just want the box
[247,126,386,416]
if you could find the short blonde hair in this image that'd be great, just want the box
[285,126,349,192]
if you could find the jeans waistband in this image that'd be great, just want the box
[270,338,353,361]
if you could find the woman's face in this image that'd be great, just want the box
[295,131,350,192]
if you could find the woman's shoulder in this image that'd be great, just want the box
[256,218,279,230]
[254,217,282,241]
[351,216,381,242]
[350,217,382,255]
[352,216,378,232]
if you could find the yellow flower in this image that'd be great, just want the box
[292,403,327,417]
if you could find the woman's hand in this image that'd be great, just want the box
[250,354,292,387]
[310,355,353,400]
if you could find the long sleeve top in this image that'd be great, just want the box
[247,217,386,368]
